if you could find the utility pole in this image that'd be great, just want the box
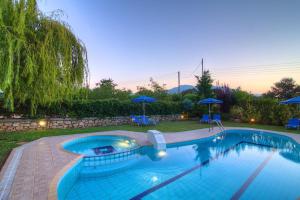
[177,71,181,94]
[201,58,204,77]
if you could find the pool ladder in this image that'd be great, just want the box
[213,120,225,132]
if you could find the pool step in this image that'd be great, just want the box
[80,157,141,177]
[82,147,140,167]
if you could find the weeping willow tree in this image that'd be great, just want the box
[0,0,89,115]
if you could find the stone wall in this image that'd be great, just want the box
[0,115,181,132]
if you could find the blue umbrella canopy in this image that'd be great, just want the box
[198,98,223,104]
[132,96,156,116]
[132,96,156,103]
[280,96,300,104]
[198,98,223,122]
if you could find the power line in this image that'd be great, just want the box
[221,61,300,69]
[115,60,300,90]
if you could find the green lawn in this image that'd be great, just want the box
[0,120,298,169]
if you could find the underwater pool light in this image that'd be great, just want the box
[151,176,158,182]
[118,141,130,148]
[157,150,167,157]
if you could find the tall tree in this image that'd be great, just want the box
[96,78,117,89]
[264,78,300,99]
[90,79,117,99]
[195,70,214,98]
[136,78,168,100]
[149,78,166,94]
[215,84,233,113]
[90,79,131,100]
[0,0,88,114]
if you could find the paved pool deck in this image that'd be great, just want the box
[0,127,300,200]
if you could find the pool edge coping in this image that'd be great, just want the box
[48,156,82,200]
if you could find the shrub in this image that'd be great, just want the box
[229,97,294,125]
[230,105,244,120]
[0,99,183,118]
[183,93,198,102]
[182,99,194,112]
[215,84,233,113]
[40,99,182,118]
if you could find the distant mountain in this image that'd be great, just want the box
[168,85,235,94]
[167,85,195,94]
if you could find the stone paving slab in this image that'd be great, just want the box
[0,127,299,200]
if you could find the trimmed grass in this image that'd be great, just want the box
[0,120,298,169]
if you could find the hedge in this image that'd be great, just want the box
[0,99,183,118]
[230,97,298,125]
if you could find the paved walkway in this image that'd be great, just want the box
[0,127,299,200]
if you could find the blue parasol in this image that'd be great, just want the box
[132,96,156,116]
[280,96,300,105]
[280,96,300,116]
[132,96,156,103]
[198,98,223,120]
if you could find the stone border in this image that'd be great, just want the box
[0,115,181,132]
[48,156,82,200]
[0,144,28,200]
[0,150,20,200]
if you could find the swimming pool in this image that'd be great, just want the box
[58,130,300,200]
[63,135,138,156]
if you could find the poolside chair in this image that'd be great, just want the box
[141,116,157,126]
[130,115,135,124]
[200,114,210,123]
[285,118,300,129]
[148,116,158,125]
[213,114,221,123]
[131,115,142,126]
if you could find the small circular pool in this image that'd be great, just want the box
[62,135,138,156]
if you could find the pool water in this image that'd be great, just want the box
[63,135,138,156]
[59,130,300,200]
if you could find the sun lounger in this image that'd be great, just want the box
[286,118,300,129]
[213,114,221,122]
[200,114,210,123]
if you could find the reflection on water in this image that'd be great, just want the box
[142,130,300,165]
[193,144,211,164]
[190,130,300,164]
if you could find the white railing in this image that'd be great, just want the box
[213,120,225,132]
